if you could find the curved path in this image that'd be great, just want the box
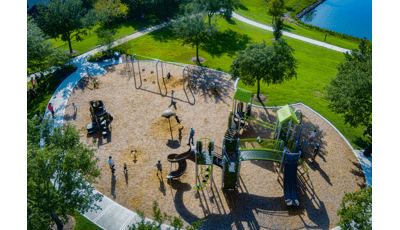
[231,12,351,53]
[39,14,369,230]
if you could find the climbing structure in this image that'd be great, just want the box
[227,88,304,151]
[193,138,214,191]
[221,138,241,189]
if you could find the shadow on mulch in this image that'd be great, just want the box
[166,139,181,149]
[187,67,233,106]
[349,160,366,189]
[296,171,330,229]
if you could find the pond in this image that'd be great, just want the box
[301,0,372,41]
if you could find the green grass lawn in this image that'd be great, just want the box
[114,17,368,149]
[235,0,363,50]
[73,211,101,230]
[51,17,165,58]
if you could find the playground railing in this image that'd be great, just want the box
[240,138,281,150]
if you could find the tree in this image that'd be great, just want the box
[337,186,372,230]
[128,201,205,230]
[172,13,218,63]
[27,118,102,230]
[220,0,240,20]
[97,28,116,51]
[273,17,284,40]
[192,0,221,27]
[267,0,284,24]
[27,16,70,73]
[37,0,92,54]
[94,0,129,27]
[191,0,240,26]
[230,39,298,99]
[325,40,372,138]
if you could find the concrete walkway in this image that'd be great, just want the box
[38,14,368,230]
[231,12,351,54]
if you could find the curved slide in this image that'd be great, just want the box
[283,152,301,207]
[166,147,194,179]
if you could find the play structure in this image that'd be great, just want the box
[86,100,114,137]
[227,88,304,151]
[130,55,186,93]
[193,138,215,190]
[164,87,306,206]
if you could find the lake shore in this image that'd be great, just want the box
[296,0,327,20]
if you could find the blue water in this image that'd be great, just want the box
[301,0,372,40]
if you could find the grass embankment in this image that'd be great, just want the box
[235,0,365,50]
[114,17,368,149]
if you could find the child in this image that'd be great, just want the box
[308,129,317,145]
[171,90,174,101]
[108,156,115,171]
[156,161,162,174]
[167,72,171,79]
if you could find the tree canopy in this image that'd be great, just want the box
[337,186,372,230]
[172,13,218,63]
[230,39,298,99]
[27,16,70,74]
[37,0,92,54]
[94,0,129,27]
[267,0,285,23]
[325,40,372,138]
[27,118,102,230]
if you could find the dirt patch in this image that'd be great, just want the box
[252,94,268,103]
[67,50,78,56]
[190,56,206,63]
[50,215,75,230]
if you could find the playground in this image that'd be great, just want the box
[64,61,366,229]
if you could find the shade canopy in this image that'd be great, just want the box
[162,110,175,118]
[233,88,253,103]
[277,105,299,124]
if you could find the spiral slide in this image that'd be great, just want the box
[166,147,195,179]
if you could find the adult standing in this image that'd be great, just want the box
[48,103,55,118]
[188,128,195,145]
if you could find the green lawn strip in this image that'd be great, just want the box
[235,0,361,50]
[115,17,366,149]
[73,211,101,230]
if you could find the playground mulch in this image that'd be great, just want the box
[64,62,366,229]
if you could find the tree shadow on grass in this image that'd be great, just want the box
[237,4,249,11]
[149,26,177,43]
[201,29,251,58]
